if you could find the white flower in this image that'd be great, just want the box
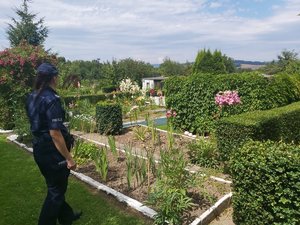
[119,78,141,94]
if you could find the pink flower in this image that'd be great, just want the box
[166,109,177,118]
[166,110,172,118]
[215,90,241,106]
[172,111,177,117]
[19,58,25,67]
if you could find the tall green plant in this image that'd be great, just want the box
[94,147,109,182]
[108,135,118,158]
[72,140,97,164]
[124,145,134,189]
[133,155,147,187]
[147,130,195,224]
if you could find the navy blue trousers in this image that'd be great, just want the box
[33,141,74,225]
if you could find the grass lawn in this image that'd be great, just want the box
[0,135,152,225]
[156,124,168,131]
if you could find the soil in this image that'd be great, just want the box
[72,127,232,225]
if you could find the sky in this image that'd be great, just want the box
[0,0,299,64]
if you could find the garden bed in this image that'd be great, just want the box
[72,127,232,224]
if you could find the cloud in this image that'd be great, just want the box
[209,2,223,8]
[0,0,299,63]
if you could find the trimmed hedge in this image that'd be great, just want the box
[216,101,300,161]
[230,140,300,225]
[62,92,127,106]
[63,94,107,106]
[164,72,300,134]
[96,102,122,135]
[102,85,117,93]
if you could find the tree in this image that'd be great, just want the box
[112,58,155,86]
[6,0,48,47]
[223,55,236,73]
[192,49,235,74]
[159,57,186,76]
[277,49,298,69]
[260,50,300,75]
[212,50,226,74]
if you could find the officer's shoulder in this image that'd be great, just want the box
[42,88,60,104]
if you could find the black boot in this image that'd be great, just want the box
[72,211,82,221]
[60,211,82,225]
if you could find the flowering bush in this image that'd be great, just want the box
[0,42,57,129]
[215,90,241,106]
[213,90,241,122]
[0,41,56,89]
[215,91,241,106]
[119,78,140,94]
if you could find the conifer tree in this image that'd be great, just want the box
[6,0,48,47]
[192,49,235,74]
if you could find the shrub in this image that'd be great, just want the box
[164,72,300,134]
[216,101,300,161]
[0,97,14,130]
[73,140,98,165]
[102,85,117,93]
[96,102,123,135]
[187,137,220,168]
[62,94,107,106]
[230,140,300,225]
[13,108,32,144]
[0,42,56,128]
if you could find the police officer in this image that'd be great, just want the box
[26,63,82,225]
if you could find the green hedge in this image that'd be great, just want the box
[102,85,117,93]
[96,102,122,135]
[230,140,300,225]
[164,72,300,134]
[216,101,300,161]
[62,94,107,105]
[0,97,14,130]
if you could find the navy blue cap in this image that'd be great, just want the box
[37,63,58,76]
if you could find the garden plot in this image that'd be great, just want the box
[71,126,232,225]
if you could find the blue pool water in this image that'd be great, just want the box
[123,117,167,128]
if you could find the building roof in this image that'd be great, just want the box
[142,76,166,81]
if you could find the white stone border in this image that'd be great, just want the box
[7,134,33,153]
[190,192,232,225]
[0,129,14,134]
[71,171,157,218]
[6,134,232,225]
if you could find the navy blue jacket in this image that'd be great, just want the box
[26,87,67,136]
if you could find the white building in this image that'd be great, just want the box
[142,76,166,91]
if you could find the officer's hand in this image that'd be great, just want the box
[67,158,77,170]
